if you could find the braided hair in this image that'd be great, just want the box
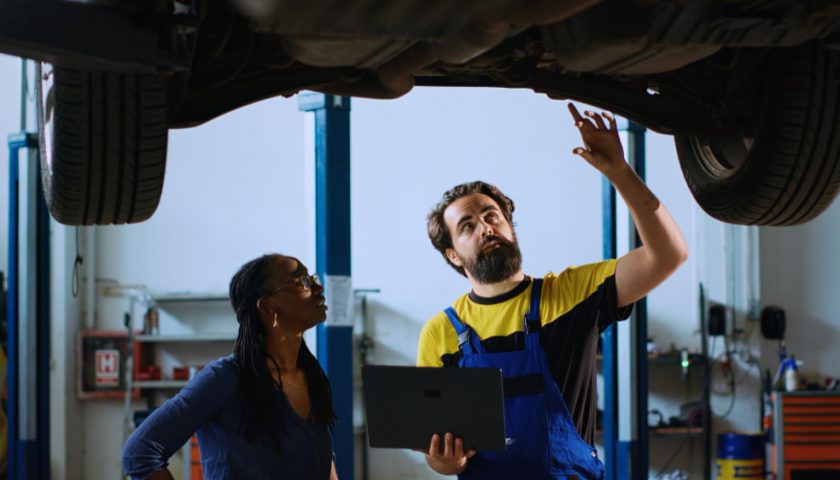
[229,253,336,443]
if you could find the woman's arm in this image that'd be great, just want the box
[147,469,175,480]
[122,360,238,479]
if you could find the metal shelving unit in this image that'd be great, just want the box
[135,334,237,343]
[151,293,229,303]
[133,380,190,389]
[122,291,235,480]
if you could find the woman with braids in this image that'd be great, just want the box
[122,254,339,479]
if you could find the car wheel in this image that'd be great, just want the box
[36,64,169,225]
[675,42,840,226]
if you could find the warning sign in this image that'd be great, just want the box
[95,349,120,387]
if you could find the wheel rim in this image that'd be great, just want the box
[36,62,55,176]
[688,134,754,180]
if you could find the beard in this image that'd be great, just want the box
[462,234,523,284]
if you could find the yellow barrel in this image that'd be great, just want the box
[716,432,765,479]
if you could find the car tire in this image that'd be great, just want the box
[675,41,840,226]
[37,65,169,225]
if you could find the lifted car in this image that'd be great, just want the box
[2,0,840,226]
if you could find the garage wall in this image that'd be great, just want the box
[693,218,764,475]
[759,201,840,388]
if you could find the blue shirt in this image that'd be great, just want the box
[122,354,333,480]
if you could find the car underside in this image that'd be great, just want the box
[2,0,840,226]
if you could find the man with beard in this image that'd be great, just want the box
[416,103,688,479]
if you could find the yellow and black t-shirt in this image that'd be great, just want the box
[416,259,632,444]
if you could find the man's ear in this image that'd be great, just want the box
[445,248,463,267]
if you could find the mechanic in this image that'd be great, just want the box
[417,103,688,479]
[122,254,339,480]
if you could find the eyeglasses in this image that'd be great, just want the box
[266,273,322,296]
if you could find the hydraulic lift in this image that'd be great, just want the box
[299,93,355,480]
[7,131,51,480]
[602,120,649,480]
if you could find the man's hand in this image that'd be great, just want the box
[422,433,476,475]
[568,102,628,178]
[567,103,688,307]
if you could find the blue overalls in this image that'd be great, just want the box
[443,278,605,480]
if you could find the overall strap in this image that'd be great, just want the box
[524,278,543,336]
[444,307,479,356]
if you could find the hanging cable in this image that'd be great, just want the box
[654,427,693,478]
[709,334,737,418]
[71,227,84,298]
[20,59,27,130]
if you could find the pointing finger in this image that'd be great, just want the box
[567,102,584,122]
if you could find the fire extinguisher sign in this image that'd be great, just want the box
[95,349,121,387]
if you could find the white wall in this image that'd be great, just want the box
[645,133,699,350]
[643,133,707,478]
[759,200,840,384]
[96,98,309,290]
[0,54,23,280]
[49,223,84,480]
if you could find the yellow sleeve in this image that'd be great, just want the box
[542,259,619,324]
[566,259,617,295]
[416,317,445,367]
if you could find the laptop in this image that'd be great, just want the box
[362,365,506,452]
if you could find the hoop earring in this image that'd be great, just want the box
[273,313,279,328]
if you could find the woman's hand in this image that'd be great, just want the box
[423,433,476,475]
[568,102,629,179]
[148,469,175,480]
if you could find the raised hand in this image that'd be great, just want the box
[567,102,628,178]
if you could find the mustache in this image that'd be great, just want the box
[480,235,512,248]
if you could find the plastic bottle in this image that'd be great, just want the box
[782,358,799,392]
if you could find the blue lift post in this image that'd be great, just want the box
[625,120,649,480]
[7,132,51,480]
[298,93,354,480]
[602,119,648,479]
[601,156,618,480]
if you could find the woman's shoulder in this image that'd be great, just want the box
[209,353,239,369]
[190,354,242,387]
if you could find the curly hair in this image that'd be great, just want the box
[426,181,515,276]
